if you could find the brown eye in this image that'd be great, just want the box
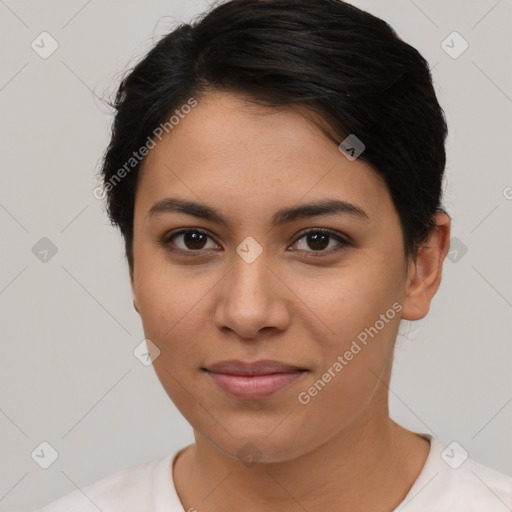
[163,229,219,253]
[291,229,350,254]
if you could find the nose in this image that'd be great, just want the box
[212,253,291,340]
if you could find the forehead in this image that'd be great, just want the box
[135,91,393,223]
[144,91,339,170]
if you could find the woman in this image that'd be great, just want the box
[35,0,512,510]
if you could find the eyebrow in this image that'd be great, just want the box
[146,197,370,227]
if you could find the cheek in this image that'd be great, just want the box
[134,241,201,324]
[295,259,403,342]
[295,304,398,440]
[133,261,189,348]
[292,260,402,403]
[133,267,208,409]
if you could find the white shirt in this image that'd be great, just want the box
[34,434,512,511]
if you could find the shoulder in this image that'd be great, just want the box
[400,436,512,512]
[446,454,512,510]
[33,453,173,512]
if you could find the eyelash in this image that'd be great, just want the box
[160,228,351,257]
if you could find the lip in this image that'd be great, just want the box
[204,359,307,375]
[202,359,308,400]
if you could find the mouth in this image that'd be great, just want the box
[201,359,309,400]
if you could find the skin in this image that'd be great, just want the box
[130,90,451,512]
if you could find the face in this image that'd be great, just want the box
[130,91,411,462]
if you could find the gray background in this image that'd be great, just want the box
[0,0,510,510]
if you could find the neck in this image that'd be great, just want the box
[173,413,430,512]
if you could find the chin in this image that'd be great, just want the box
[203,428,310,465]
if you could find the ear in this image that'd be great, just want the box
[129,263,140,314]
[401,212,451,321]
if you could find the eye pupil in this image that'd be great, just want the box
[307,232,329,250]
[165,228,345,256]
[184,231,207,250]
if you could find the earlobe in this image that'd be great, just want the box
[401,212,451,321]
